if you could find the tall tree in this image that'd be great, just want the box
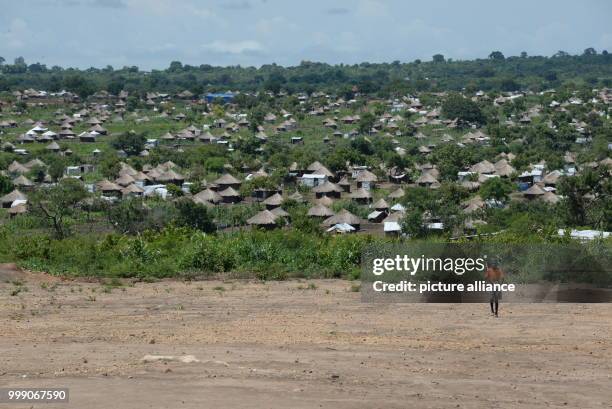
[112,131,147,156]
[488,51,505,61]
[442,94,485,125]
[432,54,445,63]
[30,179,88,239]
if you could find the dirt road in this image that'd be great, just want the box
[1,264,611,408]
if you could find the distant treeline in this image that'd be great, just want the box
[0,50,611,98]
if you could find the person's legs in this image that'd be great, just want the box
[493,291,500,317]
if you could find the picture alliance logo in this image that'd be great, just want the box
[371,255,488,276]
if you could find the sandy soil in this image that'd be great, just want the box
[1,263,612,409]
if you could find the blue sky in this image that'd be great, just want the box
[1,0,611,69]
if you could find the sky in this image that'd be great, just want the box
[1,0,611,70]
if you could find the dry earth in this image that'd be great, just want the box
[1,264,612,409]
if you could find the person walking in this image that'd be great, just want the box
[485,264,504,317]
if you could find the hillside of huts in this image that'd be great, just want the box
[0,86,610,277]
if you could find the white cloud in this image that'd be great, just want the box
[597,33,612,52]
[147,42,177,52]
[220,1,251,10]
[125,0,214,18]
[92,0,126,8]
[202,40,264,54]
[357,0,388,18]
[310,30,358,53]
[1,18,29,49]
[255,16,298,35]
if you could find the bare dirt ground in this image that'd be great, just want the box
[1,263,612,409]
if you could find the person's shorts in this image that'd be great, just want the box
[490,291,501,302]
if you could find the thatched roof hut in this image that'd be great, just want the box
[307,203,334,218]
[8,161,29,174]
[118,163,138,176]
[132,171,152,182]
[247,209,278,228]
[541,191,560,204]
[13,175,34,188]
[312,181,343,198]
[115,173,136,187]
[416,172,439,188]
[462,195,485,214]
[523,184,546,199]
[270,207,289,218]
[288,191,304,203]
[338,176,351,192]
[193,188,222,205]
[213,173,241,189]
[373,198,389,211]
[470,160,495,174]
[218,186,241,203]
[322,209,362,229]
[262,193,283,209]
[542,170,563,186]
[25,159,46,168]
[8,203,27,216]
[349,187,372,203]
[121,183,144,197]
[1,189,27,208]
[156,169,185,184]
[307,161,334,177]
[46,141,61,152]
[355,170,378,183]
[96,179,122,194]
[316,196,335,207]
[494,159,515,177]
[388,187,405,199]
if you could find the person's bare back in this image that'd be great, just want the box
[485,266,504,317]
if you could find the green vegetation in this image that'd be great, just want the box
[1,51,611,96]
[0,224,371,280]
[442,93,485,125]
[0,51,610,282]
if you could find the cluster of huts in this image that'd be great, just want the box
[2,86,611,236]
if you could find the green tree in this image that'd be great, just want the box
[168,61,183,72]
[432,54,445,63]
[27,165,46,183]
[0,174,13,195]
[107,198,148,234]
[175,198,216,233]
[166,183,184,197]
[112,131,146,156]
[204,157,226,173]
[106,199,175,234]
[558,170,609,228]
[479,177,513,202]
[47,157,67,181]
[99,152,121,179]
[64,74,96,98]
[401,208,426,238]
[488,51,505,60]
[442,93,485,125]
[358,112,376,134]
[432,143,473,179]
[30,179,88,238]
